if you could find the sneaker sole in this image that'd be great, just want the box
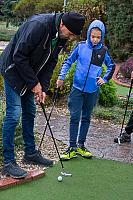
[23,159,53,167]
[76,152,92,158]
[2,170,27,179]
[60,155,78,161]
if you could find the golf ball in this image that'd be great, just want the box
[58,176,63,182]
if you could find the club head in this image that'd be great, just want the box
[61,171,72,177]
[118,137,121,145]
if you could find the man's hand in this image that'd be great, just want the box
[97,77,105,86]
[32,82,45,103]
[131,71,133,80]
[35,92,46,104]
[56,79,64,88]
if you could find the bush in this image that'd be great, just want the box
[49,53,76,97]
[120,57,133,79]
[49,54,67,94]
[50,56,117,107]
[0,75,4,92]
[93,104,131,124]
[0,32,13,41]
[99,80,117,107]
[98,65,117,107]
[106,0,132,62]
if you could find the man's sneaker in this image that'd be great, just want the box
[23,150,53,167]
[60,147,77,161]
[76,145,92,158]
[114,132,131,143]
[2,161,27,179]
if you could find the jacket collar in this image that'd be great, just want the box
[51,13,64,39]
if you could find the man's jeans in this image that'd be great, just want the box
[2,80,36,164]
[68,87,99,147]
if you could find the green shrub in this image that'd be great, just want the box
[99,80,117,107]
[49,53,76,97]
[106,0,132,62]
[0,32,13,41]
[93,104,131,124]
[0,76,4,92]
[50,56,117,107]
[99,65,117,107]
[49,54,67,94]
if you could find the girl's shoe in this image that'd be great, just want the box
[76,145,92,158]
[60,147,77,161]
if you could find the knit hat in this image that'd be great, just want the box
[62,12,85,35]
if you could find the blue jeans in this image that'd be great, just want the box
[68,87,99,147]
[2,80,36,164]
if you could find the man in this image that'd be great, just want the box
[0,12,85,179]
[114,71,133,143]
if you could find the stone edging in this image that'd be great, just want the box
[0,169,45,190]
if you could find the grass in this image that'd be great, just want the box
[115,83,130,96]
[0,21,18,41]
[0,21,18,31]
[0,157,133,200]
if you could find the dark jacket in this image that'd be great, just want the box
[0,13,67,95]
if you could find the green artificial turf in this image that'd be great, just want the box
[0,157,133,200]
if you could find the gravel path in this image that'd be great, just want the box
[36,105,133,164]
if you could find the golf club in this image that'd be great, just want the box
[40,102,72,177]
[118,79,133,145]
[38,88,59,150]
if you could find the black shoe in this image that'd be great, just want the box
[23,150,53,167]
[2,161,27,179]
[114,132,131,143]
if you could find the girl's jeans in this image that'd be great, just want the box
[2,80,36,164]
[68,87,99,147]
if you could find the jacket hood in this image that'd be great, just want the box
[87,20,105,49]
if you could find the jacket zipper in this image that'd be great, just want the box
[82,49,93,92]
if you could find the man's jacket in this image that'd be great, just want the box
[0,13,67,95]
[58,20,115,93]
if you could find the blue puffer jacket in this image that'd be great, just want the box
[58,20,115,93]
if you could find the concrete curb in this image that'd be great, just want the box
[0,169,45,190]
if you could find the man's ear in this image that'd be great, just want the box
[60,20,64,28]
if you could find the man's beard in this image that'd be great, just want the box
[59,29,68,39]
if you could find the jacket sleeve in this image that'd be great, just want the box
[13,21,48,90]
[58,44,79,80]
[102,50,115,83]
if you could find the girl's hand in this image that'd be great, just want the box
[97,77,105,86]
[56,79,64,88]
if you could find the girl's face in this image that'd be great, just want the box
[90,28,102,46]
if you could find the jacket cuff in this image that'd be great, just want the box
[26,79,39,90]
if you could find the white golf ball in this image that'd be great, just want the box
[58,176,63,182]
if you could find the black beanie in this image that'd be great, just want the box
[62,12,85,35]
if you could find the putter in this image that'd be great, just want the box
[38,88,59,150]
[118,79,133,145]
[40,102,72,177]
[61,171,72,177]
